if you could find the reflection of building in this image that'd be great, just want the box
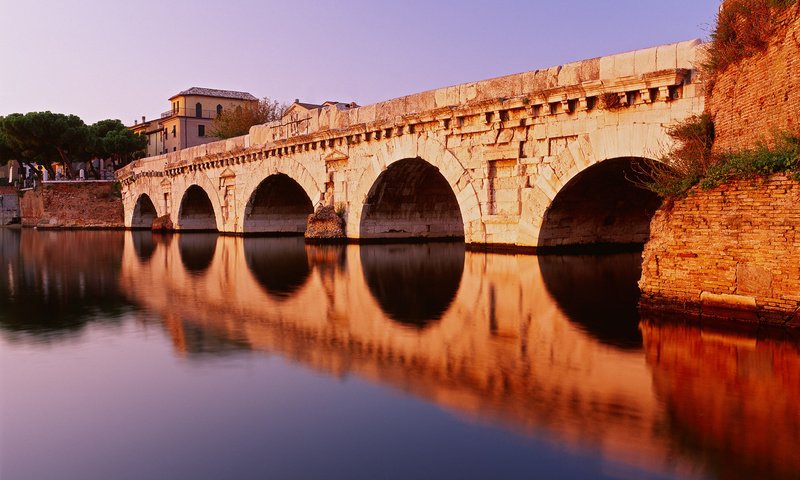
[130,88,258,157]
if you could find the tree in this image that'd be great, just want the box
[88,119,147,175]
[0,111,91,179]
[0,113,146,180]
[210,97,287,139]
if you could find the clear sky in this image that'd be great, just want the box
[0,0,720,125]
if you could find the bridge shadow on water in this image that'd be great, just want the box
[538,252,644,349]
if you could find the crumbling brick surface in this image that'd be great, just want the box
[20,182,124,228]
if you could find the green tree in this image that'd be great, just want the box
[0,111,90,179]
[88,119,146,176]
[210,97,287,139]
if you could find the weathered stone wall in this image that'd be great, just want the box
[708,4,800,152]
[20,181,124,228]
[640,174,800,325]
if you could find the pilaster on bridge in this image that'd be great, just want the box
[118,39,704,249]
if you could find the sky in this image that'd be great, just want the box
[0,0,720,125]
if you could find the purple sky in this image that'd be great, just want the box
[0,0,720,125]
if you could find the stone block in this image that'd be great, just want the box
[599,54,615,81]
[634,46,658,75]
[613,51,636,78]
[736,264,773,297]
[656,43,677,71]
[677,39,702,69]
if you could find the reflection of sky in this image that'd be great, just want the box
[0,318,674,480]
[0,1,720,123]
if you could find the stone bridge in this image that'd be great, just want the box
[118,40,704,248]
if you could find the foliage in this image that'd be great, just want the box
[0,111,91,178]
[700,132,800,188]
[635,113,800,197]
[634,114,716,197]
[210,97,287,139]
[702,0,796,85]
[88,119,147,173]
[0,112,146,180]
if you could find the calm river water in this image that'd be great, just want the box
[1,229,798,480]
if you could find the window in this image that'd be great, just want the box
[172,125,176,138]
[198,125,205,137]
[216,104,223,116]
[195,102,202,118]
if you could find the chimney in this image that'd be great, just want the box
[142,115,146,123]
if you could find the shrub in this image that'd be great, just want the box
[633,114,716,197]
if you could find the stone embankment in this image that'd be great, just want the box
[19,181,124,228]
[640,174,799,326]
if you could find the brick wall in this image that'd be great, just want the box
[640,174,800,325]
[708,4,800,152]
[20,182,124,228]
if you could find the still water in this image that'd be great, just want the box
[1,229,798,480]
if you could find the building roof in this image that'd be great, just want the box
[170,87,258,101]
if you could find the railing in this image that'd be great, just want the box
[160,108,220,119]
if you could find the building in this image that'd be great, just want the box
[130,87,258,157]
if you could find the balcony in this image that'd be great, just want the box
[160,108,220,119]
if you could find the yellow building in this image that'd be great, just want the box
[130,87,258,157]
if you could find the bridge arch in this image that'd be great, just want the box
[350,134,481,241]
[243,174,314,234]
[131,193,159,229]
[518,124,669,249]
[238,158,324,233]
[538,157,661,250]
[177,184,220,231]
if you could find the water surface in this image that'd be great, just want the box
[1,230,797,479]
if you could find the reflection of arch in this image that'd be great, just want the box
[243,174,314,234]
[538,158,661,251]
[131,194,158,229]
[131,230,156,263]
[538,252,643,349]
[360,243,464,329]
[178,185,218,231]
[360,158,464,240]
[243,237,311,299]
[178,234,218,275]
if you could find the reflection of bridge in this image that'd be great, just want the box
[118,40,703,249]
[117,232,800,479]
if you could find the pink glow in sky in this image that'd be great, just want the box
[0,0,720,125]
